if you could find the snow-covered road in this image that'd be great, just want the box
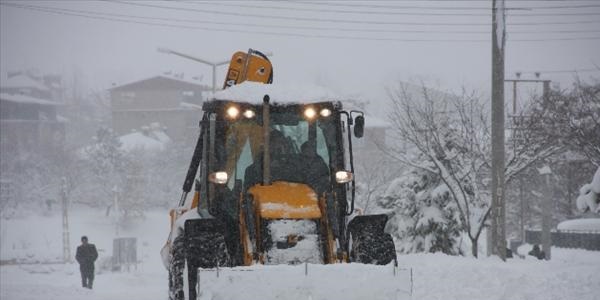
[1,209,599,300]
[2,248,598,300]
[0,263,166,300]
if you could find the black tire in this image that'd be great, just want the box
[350,232,397,265]
[168,234,185,300]
[186,230,230,300]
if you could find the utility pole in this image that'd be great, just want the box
[539,165,553,260]
[61,177,71,263]
[491,0,507,260]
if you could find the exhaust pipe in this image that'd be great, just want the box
[262,95,271,185]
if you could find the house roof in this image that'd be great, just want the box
[1,74,49,91]
[0,93,61,106]
[109,75,209,92]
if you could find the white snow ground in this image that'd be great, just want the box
[1,209,599,300]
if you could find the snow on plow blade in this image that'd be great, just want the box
[196,263,412,300]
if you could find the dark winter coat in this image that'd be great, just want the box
[76,244,98,268]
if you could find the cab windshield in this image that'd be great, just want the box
[222,110,337,194]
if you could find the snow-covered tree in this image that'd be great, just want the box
[82,127,144,219]
[381,167,462,255]
[384,83,561,257]
[527,80,600,166]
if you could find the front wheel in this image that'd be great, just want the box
[347,215,397,265]
[349,231,396,265]
[168,234,185,300]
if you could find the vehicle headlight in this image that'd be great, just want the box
[226,106,239,119]
[335,171,353,183]
[208,171,228,184]
[243,109,255,118]
[304,107,317,119]
[320,108,332,117]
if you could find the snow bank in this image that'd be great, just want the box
[557,218,600,232]
[212,82,343,105]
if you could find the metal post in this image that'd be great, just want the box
[113,185,120,237]
[519,176,525,242]
[304,262,308,276]
[512,81,517,115]
[61,177,71,263]
[540,170,553,260]
[197,268,200,297]
[212,64,217,94]
[263,95,271,185]
[410,268,413,298]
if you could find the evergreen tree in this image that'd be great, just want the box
[379,167,462,255]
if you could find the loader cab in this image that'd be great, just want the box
[190,97,363,264]
[197,100,347,209]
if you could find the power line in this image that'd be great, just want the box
[3,2,600,43]
[106,1,600,27]
[287,0,600,11]
[177,1,600,17]
[175,1,492,16]
[6,2,600,36]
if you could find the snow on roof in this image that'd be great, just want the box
[557,218,600,232]
[119,132,166,152]
[179,102,202,110]
[0,93,60,106]
[212,82,343,105]
[110,75,208,91]
[1,74,49,91]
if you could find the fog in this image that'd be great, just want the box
[2,0,599,117]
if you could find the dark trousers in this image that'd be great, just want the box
[80,264,95,288]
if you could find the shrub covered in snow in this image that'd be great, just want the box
[379,168,462,255]
[576,167,600,214]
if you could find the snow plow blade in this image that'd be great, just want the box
[196,263,412,300]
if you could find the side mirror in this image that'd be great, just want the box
[353,115,364,138]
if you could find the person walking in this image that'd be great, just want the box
[76,236,98,289]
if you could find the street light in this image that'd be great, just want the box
[158,47,273,94]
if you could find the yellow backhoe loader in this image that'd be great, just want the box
[161,49,397,300]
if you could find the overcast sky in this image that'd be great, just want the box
[1,0,599,116]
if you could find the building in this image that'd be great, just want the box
[0,73,65,156]
[109,75,210,141]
